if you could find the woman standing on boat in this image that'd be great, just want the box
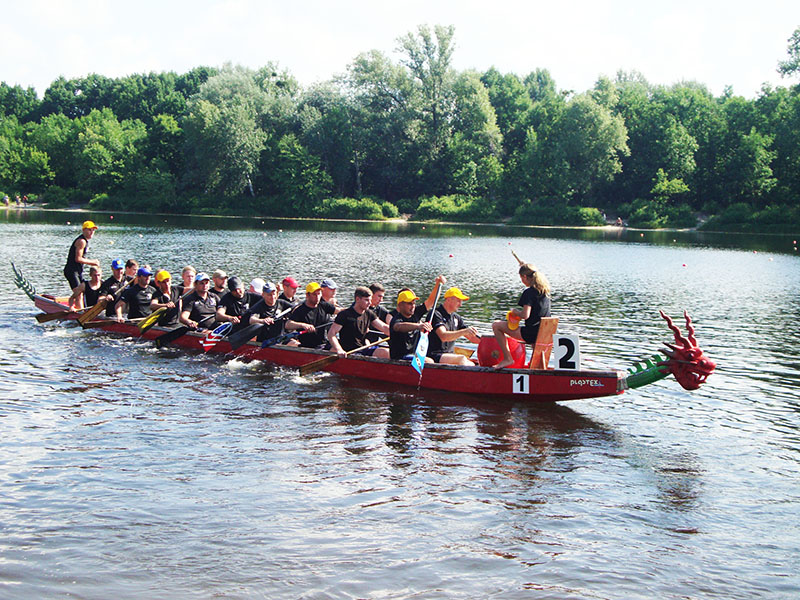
[491,262,551,369]
[63,220,100,302]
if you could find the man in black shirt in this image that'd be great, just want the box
[216,276,252,332]
[242,280,293,341]
[279,276,300,306]
[114,267,154,320]
[180,272,218,331]
[209,269,228,302]
[427,287,480,366]
[328,286,390,358]
[387,276,446,361]
[150,269,181,328]
[285,282,336,348]
[101,258,127,316]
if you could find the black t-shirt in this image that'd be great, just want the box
[100,275,126,316]
[120,284,154,319]
[278,292,299,306]
[153,285,181,327]
[371,304,390,323]
[243,297,292,340]
[289,301,335,347]
[208,288,226,303]
[518,287,552,344]
[182,291,218,327]
[219,291,251,319]
[428,304,465,357]
[334,306,377,351]
[388,304,428,360]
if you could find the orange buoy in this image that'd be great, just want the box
[477,335,526,368]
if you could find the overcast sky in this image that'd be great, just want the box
[2,0,799,99]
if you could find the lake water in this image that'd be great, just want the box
[1,209,799,599]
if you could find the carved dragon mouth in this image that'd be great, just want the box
[658,310,716,391]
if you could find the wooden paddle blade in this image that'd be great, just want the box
[138,307,166,334]
[453,346,475,358]
[36,310,74,323]
[226,323,262,351]
[154,325,190,348]
[78,299,108,326]
[298,353,339,376]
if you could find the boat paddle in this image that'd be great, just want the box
[137,307,167,334]
[259,320,334,348]
[154,325,191,348]
[299,337,390,377]
[200,322,233,352]
[78,278,131,326]
[36,307,89,323]
[226,307,293,351]
[411,282,443,377]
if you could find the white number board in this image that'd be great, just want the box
[512,373,530,394]
[553,334,581,370]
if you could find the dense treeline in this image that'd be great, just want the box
[2,25,800,230]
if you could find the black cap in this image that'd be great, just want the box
[228,276,244,291]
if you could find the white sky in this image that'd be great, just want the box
[2,0,798,99]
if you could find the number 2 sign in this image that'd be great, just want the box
[554,334,581,370]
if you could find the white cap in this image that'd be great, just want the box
[249,277,266,293]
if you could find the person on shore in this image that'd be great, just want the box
[150,270,181,328]
[177,266,196,296]
[285,282,336,348]
[209,269,228,302]
[67,266,106,310]
[114,267,154,321]
[328,286,391,358]
[491,263,552,369]
[100,258,127,316]
[427,287,481,366]
[242,280,293,341]
[279,276,300,305]
[179,272,219,331]
[63,220,100,301]
[388,276,446,361]
[216,276,253,332]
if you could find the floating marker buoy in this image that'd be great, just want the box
[640,233,644,237]
[682,263,686,267]
[449,254,454,257]
[109,215,114,220]
[66,221,70,225]
[109,241,114,245]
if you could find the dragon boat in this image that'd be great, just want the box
[14,263,716,403]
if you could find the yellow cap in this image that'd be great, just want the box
[82,220,98,230]
[397,290,419,304]
[155,270,171,283]
[444,286,469,300]
[305,281,321,293]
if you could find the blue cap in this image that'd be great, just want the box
[194,272,210,282]
[137,267,153,277]
[321,278,337,289]
[111,258,124,270]
[262,281,277,293]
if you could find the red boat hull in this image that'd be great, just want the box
[34,295,626,402]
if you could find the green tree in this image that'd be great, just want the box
[778,26,800,78]
[183,66,269,197]
[0,115,53,192]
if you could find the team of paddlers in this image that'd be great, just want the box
[63,220,552,369]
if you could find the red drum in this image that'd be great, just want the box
[477,335,527,368]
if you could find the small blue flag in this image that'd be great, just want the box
[412,331,429,375]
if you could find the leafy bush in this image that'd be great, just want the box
[414,195,499,222]
[702,203,800,233]
[42,185,80,208]
[380,201,400,219]
[513,201,606,226]
[313,197,386,220]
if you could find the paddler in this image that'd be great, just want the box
[388,275,446,361]
[209,269,228,302]
[179,272,219,331]
[150,270,181,328]
[67,266,107,311]
[100,259,127,316]
[427,287,481,366]
[216,276,253,332]
[327,286,390,359]
[284,282,336,348]
[114,267,154,321]
[279,276,300,305]
[123,259,139,283]
[491,262,552,369]
[63,220,100,303]
[242,280,293,341]
[320,278,344,314]
[177,265,196,296]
